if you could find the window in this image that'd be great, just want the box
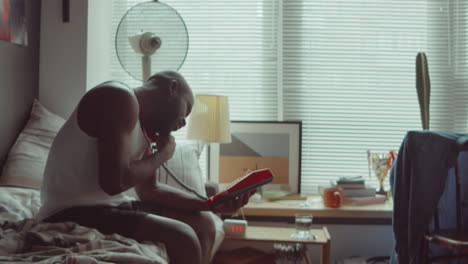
[111,0,465,194]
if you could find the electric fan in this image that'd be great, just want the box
[115,0,189,81]
[115,1,201,198]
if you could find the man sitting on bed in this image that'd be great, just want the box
[36,70,255,264]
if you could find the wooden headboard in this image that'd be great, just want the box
[0,1,41,167]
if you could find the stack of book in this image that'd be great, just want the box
[335,176,386,205]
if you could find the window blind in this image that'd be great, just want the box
[282,0,454,193]
[111,0,279,122]
[451,0,468,132]
[111,0,464,194]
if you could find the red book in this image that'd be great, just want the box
[207,168,274,206]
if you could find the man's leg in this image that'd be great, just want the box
[160,209,217,264]
[131,213,203,264]
[44,205,203,264]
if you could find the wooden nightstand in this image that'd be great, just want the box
[224,226,331,264]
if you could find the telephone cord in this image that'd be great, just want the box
[161,163,208,200]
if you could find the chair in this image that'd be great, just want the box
[420,136,468,263]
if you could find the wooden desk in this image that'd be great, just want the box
[234,196,393,224]
[225,226,331,264]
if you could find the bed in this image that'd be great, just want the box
[0,186,170,264]
[0,99,224,263]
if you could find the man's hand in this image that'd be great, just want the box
[209,189,257,214]
[154,135,176,162]
[138,135,176,188]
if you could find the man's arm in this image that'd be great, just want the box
[136,177,210,211]
[135,168,256,213]
[77,85,174,195]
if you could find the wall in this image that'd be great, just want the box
[39,0,88,119]
[39,0,112,119]
[86,0,112,90]
[0,0,41,165]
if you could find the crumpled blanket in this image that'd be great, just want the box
[0,219,168,264]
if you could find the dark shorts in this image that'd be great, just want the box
[43,201,163,238]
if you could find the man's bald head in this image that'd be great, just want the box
[137,70,194,136]
[146,70,191,96]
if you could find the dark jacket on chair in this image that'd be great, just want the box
[390,131,468,263]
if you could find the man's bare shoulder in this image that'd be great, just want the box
[85,83,134,101]
[77,83,139,137]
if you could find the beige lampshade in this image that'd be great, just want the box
[186,95,232,143]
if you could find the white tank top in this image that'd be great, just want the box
[37,85,149,220]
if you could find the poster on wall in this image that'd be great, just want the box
[209,121,302,194]
[0,0,27,46]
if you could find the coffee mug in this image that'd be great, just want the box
[321,186,344,208]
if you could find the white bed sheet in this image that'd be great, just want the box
[0,186,169,264]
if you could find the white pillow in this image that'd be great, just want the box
[158,141,207,196]
[0,186,41,223]
[0,100,65,189]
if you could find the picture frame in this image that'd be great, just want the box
[209,121,302,194]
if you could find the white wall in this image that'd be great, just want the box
[39,0,88,118]
[86,0,112,89]
[39,0,112,119]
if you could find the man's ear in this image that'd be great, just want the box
[168,80,179,96]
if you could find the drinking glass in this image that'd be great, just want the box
[290,214,315,240]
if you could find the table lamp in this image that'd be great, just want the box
[186,95,232,180]
[187,94,231,143]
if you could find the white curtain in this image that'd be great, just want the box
[111,0,466,194]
